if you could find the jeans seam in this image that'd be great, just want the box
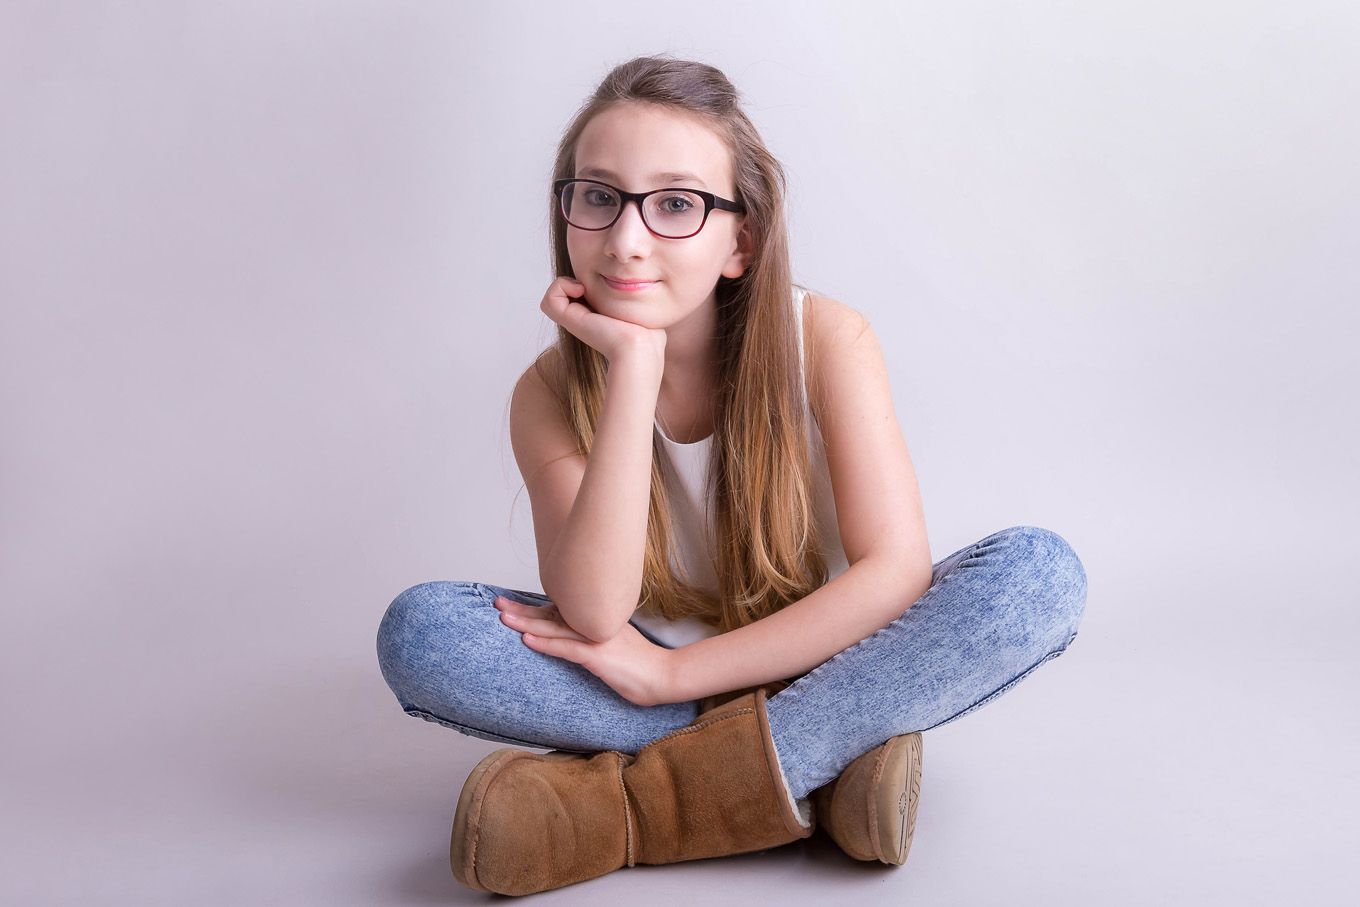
[500,586,554,605]
[919,631,1079,733]
[468,581,499,608]
[401,705,590,752]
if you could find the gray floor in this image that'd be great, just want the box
[6,565,1354,905]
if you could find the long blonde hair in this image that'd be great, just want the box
[533,54,827,634]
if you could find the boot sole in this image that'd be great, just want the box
[450,749,584,891]
[868,733,923,865]
[449,748,526,892]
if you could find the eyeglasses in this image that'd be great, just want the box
[553,178,745,239]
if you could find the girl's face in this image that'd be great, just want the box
[566,102,750,329]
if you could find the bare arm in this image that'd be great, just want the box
[667,557,932,702]
[665,291,934,701]
[539,352,663,643]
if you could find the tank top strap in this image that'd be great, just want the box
[792,285,809,409]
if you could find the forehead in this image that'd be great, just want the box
[574,103,732,192]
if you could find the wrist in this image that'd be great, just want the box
[608,348,665,384]
[662,646,691,704]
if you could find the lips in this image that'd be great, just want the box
[602,274,659,290]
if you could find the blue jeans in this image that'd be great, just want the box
[375,524,1087,800]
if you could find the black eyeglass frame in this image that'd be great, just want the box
[552,177,746,239]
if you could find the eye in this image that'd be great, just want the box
[583,188,618,207]
[658,194,696,214]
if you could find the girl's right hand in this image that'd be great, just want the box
[540,277,667,368]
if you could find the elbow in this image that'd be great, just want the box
[578,623,624,644]
[539,567,639,643]
[566,612,628,644]
[544,591,631,643]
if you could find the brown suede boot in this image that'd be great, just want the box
[693,677,793,715]
[701,680,923,866]
[810,732,923,865]
[448,688,814,896]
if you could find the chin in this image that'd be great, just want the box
[614,311,669,329]
[598,297,670,327]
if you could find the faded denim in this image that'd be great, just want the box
[375,524,1088,800]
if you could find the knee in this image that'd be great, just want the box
[996,525,1088,643]
[375,580,486,704]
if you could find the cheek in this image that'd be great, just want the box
[565,228,607,265]
[564,233,587,272]
[674,242,731,285]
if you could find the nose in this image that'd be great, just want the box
[603,198,654,259]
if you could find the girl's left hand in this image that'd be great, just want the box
[493,596,680,707]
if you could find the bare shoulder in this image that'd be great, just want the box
[514,344,567,403]
[804,289,870,348]
[800,289,874,417]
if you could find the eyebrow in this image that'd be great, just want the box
[577,167,709,188]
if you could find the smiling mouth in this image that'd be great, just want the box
[602,276,659,290]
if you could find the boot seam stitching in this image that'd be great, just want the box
[868,742,889,860]
[465,754,505,888]
[617,752,635,867]
[755,694,812,835]
[649,707,755,745]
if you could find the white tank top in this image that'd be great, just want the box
[630,285,851,648]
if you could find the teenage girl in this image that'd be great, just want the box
[377,54,1088,897]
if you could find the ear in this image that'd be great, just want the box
[721,218,753,280]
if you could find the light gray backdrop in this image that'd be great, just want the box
[2,1,1355,904]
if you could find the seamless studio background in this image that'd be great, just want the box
[1,2,1356,904]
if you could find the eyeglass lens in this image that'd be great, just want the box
[559,181,706,238]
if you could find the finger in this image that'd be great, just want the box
[544,280,592,323]
[522,631,588,665]
[543,277,586,311]
[553,296,594,328]
[494,597,561,620]
[500,610,587,642]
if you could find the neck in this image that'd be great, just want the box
[659,295,719,397]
